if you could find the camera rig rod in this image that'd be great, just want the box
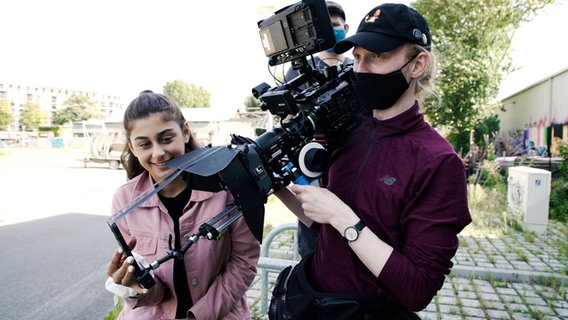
[147,203,243,271]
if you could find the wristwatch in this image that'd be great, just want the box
[343,220,366,243]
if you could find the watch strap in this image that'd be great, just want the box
[353,220,366,232]
[343,220,366,243]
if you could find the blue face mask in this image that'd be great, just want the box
[326,29,347,52]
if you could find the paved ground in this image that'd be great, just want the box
[0,147,125,226]
[0,213,117,320]
[247,208,568,319]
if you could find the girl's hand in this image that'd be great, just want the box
[106,237,148,295]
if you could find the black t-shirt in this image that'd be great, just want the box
[159,186,193,318]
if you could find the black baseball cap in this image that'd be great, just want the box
[326,1,346,21]
[334,3,431,54]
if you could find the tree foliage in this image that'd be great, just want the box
[54,106,90,125]
[163,79,211,108]
[244,95,261,112]
[412,0,555,151]
[20,102,45,130]
[0,100,14,130]
[53,94,98,125]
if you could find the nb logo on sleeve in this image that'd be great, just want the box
[380,175,397,186]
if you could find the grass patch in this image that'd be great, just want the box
[263,196,296,228]
[523,231,536,243]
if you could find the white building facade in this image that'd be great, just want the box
[498,67,568,157]
[0,81,123,130]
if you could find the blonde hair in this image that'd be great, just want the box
[408,44,438,103]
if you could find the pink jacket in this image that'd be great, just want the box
[112,171,260,320]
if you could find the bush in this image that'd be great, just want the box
[549,140,568,222]
[468,156,506,190]
[557,141,568,175]
[550,178,568,222]
[38,126,60,137]
[468,158,508,213]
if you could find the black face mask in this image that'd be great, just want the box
[350,57,415,110]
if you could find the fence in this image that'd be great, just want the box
[256,223,300,314]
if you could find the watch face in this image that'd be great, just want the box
[344,226,358,241]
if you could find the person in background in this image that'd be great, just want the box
[105,90,260,320]
[285,1,352,85]
[285,0,352,259]
[270,3,471,319]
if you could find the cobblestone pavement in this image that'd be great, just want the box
[247,210,568,319]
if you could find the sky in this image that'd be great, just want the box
[1,0,566,116]
[499,0,568,99]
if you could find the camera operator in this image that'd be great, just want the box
[283,0,352,260]
[271,3,471,319]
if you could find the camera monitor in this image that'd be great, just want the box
[258,0,335,66]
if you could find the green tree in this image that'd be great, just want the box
[244,95,261,112]
[20,102,45,131]
[53,106,89,125]
[53,94,98,125]
[0,100,14,130]
[163,79,211,108]
[67,94,100,118]
[412,0,555,152]
[241,94,274,136]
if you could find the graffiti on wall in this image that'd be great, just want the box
[514,117,568,157]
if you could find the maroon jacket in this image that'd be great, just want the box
[310,102,471,316]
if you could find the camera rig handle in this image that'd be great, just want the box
[108,222,156,289]
[146,203,242,271]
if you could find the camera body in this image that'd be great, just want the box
[247,64,360,187]
[245,0,361,188]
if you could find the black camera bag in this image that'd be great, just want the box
[268,253,402,320]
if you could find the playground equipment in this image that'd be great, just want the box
[81,120,124,169]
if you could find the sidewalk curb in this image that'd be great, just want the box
[452,264,566,283]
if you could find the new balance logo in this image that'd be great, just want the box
[380,175,397,186]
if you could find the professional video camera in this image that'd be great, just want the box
[107,0,361,289]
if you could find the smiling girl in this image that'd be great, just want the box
[106,90,260,320]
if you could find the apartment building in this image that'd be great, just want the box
[0,81,123,129]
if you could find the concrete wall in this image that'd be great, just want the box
[498,68,568,157]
